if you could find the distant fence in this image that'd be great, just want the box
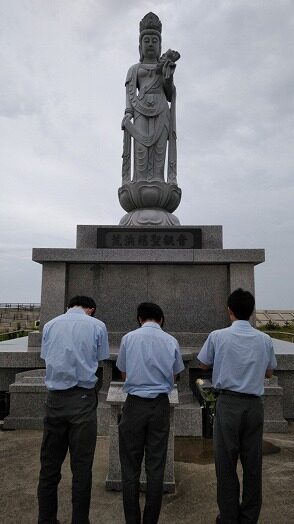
[0,303,40,311]
[265,331,294,343]
[0,330,31,342]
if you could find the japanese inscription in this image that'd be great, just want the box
[97,228,202,249]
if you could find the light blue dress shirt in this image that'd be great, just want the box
[116,321,185,398]
[41,307,109,390]
[197,320,277,396]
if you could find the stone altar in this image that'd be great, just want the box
[105,382,179,492]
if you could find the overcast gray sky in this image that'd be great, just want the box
[1,0,293,308]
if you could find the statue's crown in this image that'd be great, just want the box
[140,12,162,35]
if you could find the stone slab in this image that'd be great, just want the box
[0,350,43,367]
[106,381,179,405]
[76,225,223,249]
[275,370,294,419]
[32,247,265,265]
[3,416,44,430]
[96,227,202,249]
[66,263,229,334]
[174,400,202,436]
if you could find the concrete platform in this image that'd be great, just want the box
[0,425,293,523]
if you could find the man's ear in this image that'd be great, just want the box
[90,308,96,317]
[228,307,236,321]
[84,307,95,317]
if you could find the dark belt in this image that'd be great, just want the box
[49,385,95,393]
[220,389,259,399]
[128,393,168,401]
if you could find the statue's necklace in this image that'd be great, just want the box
[141,63,156,77]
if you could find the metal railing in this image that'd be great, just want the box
[0,303,40,311]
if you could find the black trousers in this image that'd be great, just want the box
[37,387,98,524]
[214,393,264,524]
[118,393,170,524]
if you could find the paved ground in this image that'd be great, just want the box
[0,425,294,524]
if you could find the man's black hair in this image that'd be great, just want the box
[68,296,96,311]
[137,302,164,326]
[227,288,255,320]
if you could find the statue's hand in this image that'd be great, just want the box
[121,113,132,131]
[157,49,180,78]
[162,60,176,80]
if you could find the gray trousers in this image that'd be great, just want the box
[214,393,264,524]
[37,387,97,524]
[119,393,170,524]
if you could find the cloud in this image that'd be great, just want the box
[0,0,293,307]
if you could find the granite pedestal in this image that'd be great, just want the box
[28,224,264,348]
[4,223,288,435]
[25,224,264,436]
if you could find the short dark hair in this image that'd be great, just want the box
[227,288,255,320]
[137,302,164,325]
[68,296,96,311]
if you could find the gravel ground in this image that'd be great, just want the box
[0,424,293,524]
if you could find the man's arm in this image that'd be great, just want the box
[197,333,215,370]
[98,324,110,361]
[265,337,277,379]
[173,342,185,382]
[116,337,127,381]
[40,324,48,360]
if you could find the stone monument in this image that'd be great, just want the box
[2,12,288,436]
[118,12,181,227]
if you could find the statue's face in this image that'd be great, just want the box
[141,33,160,60]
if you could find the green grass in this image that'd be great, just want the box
[258,321,294,342]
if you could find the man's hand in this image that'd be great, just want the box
[198,360,211,371]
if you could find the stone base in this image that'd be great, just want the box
[263,376,288,433]
[105,382,177,493]
[97,401,110,436]
[119,208,180,226]
[118,180,181,214]
[264,420,289,433]
[3,369,47,430]
[175,400,202,437]
[3,416,44,430]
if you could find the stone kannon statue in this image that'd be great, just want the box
[118,12,182,226]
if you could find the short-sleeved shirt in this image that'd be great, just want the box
[197,320,277,396]
[41,307,109,390]
[116,321,185,398]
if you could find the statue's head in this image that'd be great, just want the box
[139,12,162,62]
